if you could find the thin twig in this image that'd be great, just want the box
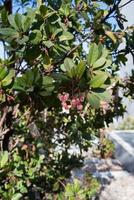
[54,33,91,66]
[0,107,8,128]
[0,128,10,137]
[119,0,134,8]
[12,104,19,118]
[101,0,122,23]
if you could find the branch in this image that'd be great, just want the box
[0,107,8,128]
[67,34,90,56]
[0,128,10,137]
[4,0,12,14]
[54,33,91,66]
[101,0,122,23]
[119,0,134,8]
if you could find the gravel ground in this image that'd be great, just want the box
[100,175,134,200]
[72,155,134,200]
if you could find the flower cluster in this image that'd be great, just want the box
[58,93,84,112]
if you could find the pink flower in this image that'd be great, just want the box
[75,98,80,104]
[71,96,84,110]
[58,93,69,102]
[62,102,71,110]
[79,95,84,102]
[71,98,77,108]
[77,103,83,111]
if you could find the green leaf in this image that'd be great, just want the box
[63,58,76,78]
[11,193,23,200]
[45,41,54,48]
[0,151,8,168]
[17,36,29,45]
[0,28,19,37]
[60,4,70,16]
[8,15,18,30]
[2,69,15,87]
[42,76,54,93]
[87,43,99,66]
[1,8,8,24]
[14,13,22,30]
[102,48,109,58]
[52,28,62,39]
[0,66,8,81]
[87,93,100,109]
[103,59,112,69]
[13,76,26,91]
[25,46,41,61]
[76,61,86,79]
[13,69,42,94]
[64,58,74,72]
[42,76,54,86]
[59,31,74,41]
[105,31,117,43]
[23,16,32,32]
[93,57,106,69]
[37,0,43,7]
[24,70,35,86]
[30,30,42,45]
[40,5,47,16]
[13,83,25,92]
[95,91,112,102]
[90,71,109,88]
[64,4,70,16]
[98,43,103,58]
[44,11,57,19]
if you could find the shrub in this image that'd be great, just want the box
[0,0,133,198]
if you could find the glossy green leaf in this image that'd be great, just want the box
[0,66,8,81]
[0,28,19,37]
[105,31,117,43]
[98,43,103,58]
[14,13,22,30]
[11,193,23,200]
[93,57,106,69]
[45,41,54,48]
[30,30,42,45]
[23,16,32,32]
[76,61,86,79]
[2,69,15,86]
[64,58,74,72]
[103,59,112,69]
[0,151,8,169]
[13,83,25,92]
[13,69,39,92]
[42,76,54,86]
[17,35,29,45]
[90,71,109,88]
[87,43,99,66]
[95,91,112,102]
[87,93,100,109]
[42,76,54,93]
[1,8,8,24]
[102,48,109,58]
[40,5,48,16]
[8,14,18,30]
[59,31,74,41]
[63,58,76,78]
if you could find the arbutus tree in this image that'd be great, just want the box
[0,0,133,199]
